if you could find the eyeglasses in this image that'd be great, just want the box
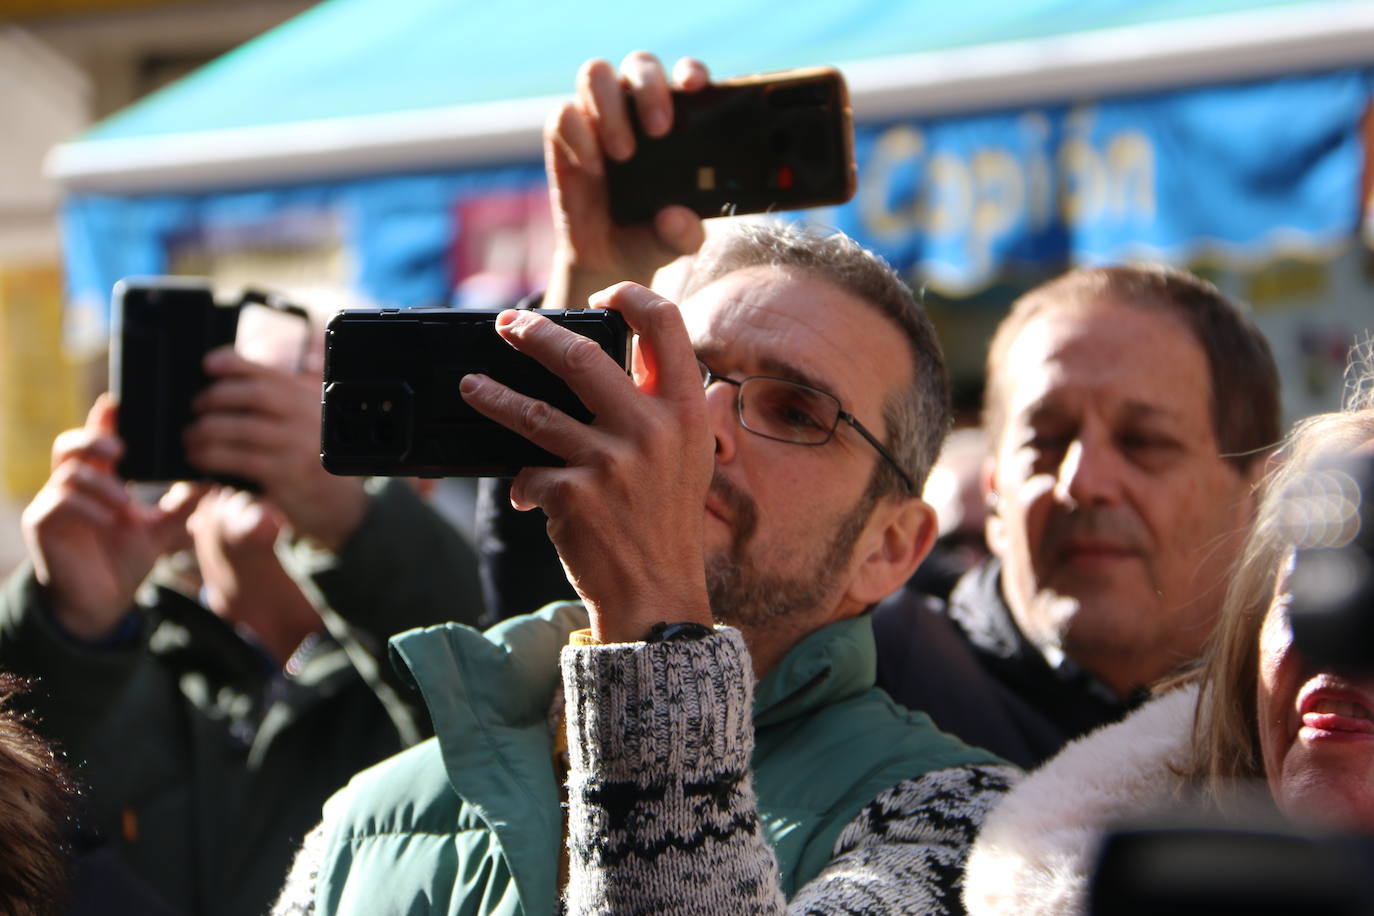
[698,360,917,495]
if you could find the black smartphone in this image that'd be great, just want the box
[319,307,631,477]
[606,65,855,225]
[109,278,309,483]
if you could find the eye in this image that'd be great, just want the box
[1118,430,1183,468]
[751,382,830,435]
[1023,427,1071,458]
[773,397,827,432]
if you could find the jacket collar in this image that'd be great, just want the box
[946,557,1026,661]
[753,613,877,728]
[392,603,878,736]
[949,558,1132,710]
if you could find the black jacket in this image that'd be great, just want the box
[0,479,485,916]
[872,558,1139,769]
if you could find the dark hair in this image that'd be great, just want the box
[680,222,950,498]
[983,265,1280,473]
[0,675,74,915]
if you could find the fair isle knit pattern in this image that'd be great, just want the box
[792,765,1020,915]
[561,628,777,914]
[561,629,1020,916]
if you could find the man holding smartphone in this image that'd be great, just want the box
[0,309,484,914]
[274,54,1016,916]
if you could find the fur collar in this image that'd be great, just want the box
[963,684,1199,916]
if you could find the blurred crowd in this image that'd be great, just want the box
[1,50,1372,916]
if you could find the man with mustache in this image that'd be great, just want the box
[873,266,1282,768]
[271,52,1018,916]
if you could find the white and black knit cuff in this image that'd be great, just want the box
[560,628,754,782]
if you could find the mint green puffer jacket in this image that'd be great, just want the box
[309,604,1003,915]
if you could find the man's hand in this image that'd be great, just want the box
[188,486,323,667]
[544,53,710,313]
[21,395,201,640]
[458,283,715,643]
[184,346,368,551]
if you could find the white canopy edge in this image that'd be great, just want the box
[46,0,1374,195]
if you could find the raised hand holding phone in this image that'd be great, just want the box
[457,283,715,643]
[543,53,710,314]
[21,395,202,639]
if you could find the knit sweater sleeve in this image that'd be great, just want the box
[560,629,1019,916]
[793,763,1020,915]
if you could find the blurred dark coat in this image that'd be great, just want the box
[873,558,1140,770]
[0,478,484,916]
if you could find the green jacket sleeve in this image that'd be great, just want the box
[286,478,487,648]
[0,563,150,753]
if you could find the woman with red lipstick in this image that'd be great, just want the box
[961,351,1374,916]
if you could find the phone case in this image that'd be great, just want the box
[319,308,631,477]
[606,65,856,225]
[110,278,241,482]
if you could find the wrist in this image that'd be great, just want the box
[644,621,714,642]
[49,599,140,646]
[588,604,714,645]
[547,250,654,313]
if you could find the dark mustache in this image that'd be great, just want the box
[709,471,758,546]
[1040,507,1147,556]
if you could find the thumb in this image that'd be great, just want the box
[151,483,206,553]
[88,392,118,435]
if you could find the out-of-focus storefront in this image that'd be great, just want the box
[25,0,1374,497]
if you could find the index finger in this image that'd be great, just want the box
[489,309,637,418]
[579,58,634,162]
[52,394,122,471]
[203,344,276,379]
[587,282,700,401]
[670,57,710,91]
[620,50,672,138]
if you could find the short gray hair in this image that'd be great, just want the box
[680,222,950,498]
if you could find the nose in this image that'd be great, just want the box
[703,380,740,464]
[1053,433,1122,509]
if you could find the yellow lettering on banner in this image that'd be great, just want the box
[859,126,925,239]
[1107,132,1156,221]
[0,264,83,498]
[971,149,1025,270]
[1059,136,1107,224]
[857,109,1158,280]
[1021,112,1054,232]
[922,153,972,238]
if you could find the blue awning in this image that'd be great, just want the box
[837,69,1373,294]
[45,0,1374,342]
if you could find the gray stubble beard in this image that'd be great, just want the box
[705,471,878,629]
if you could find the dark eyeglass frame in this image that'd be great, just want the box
[698,360,917,495]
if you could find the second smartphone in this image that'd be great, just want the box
[605,65,856,225]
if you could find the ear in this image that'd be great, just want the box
[981,454,1009,560]
[842,496,939,610]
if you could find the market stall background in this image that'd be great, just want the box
[11,0,1374,506]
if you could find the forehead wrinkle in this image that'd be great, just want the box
[1021,391,1190,429]
[753,354,839,400]
[1118,398,1190,427]
[684,265,902,424]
